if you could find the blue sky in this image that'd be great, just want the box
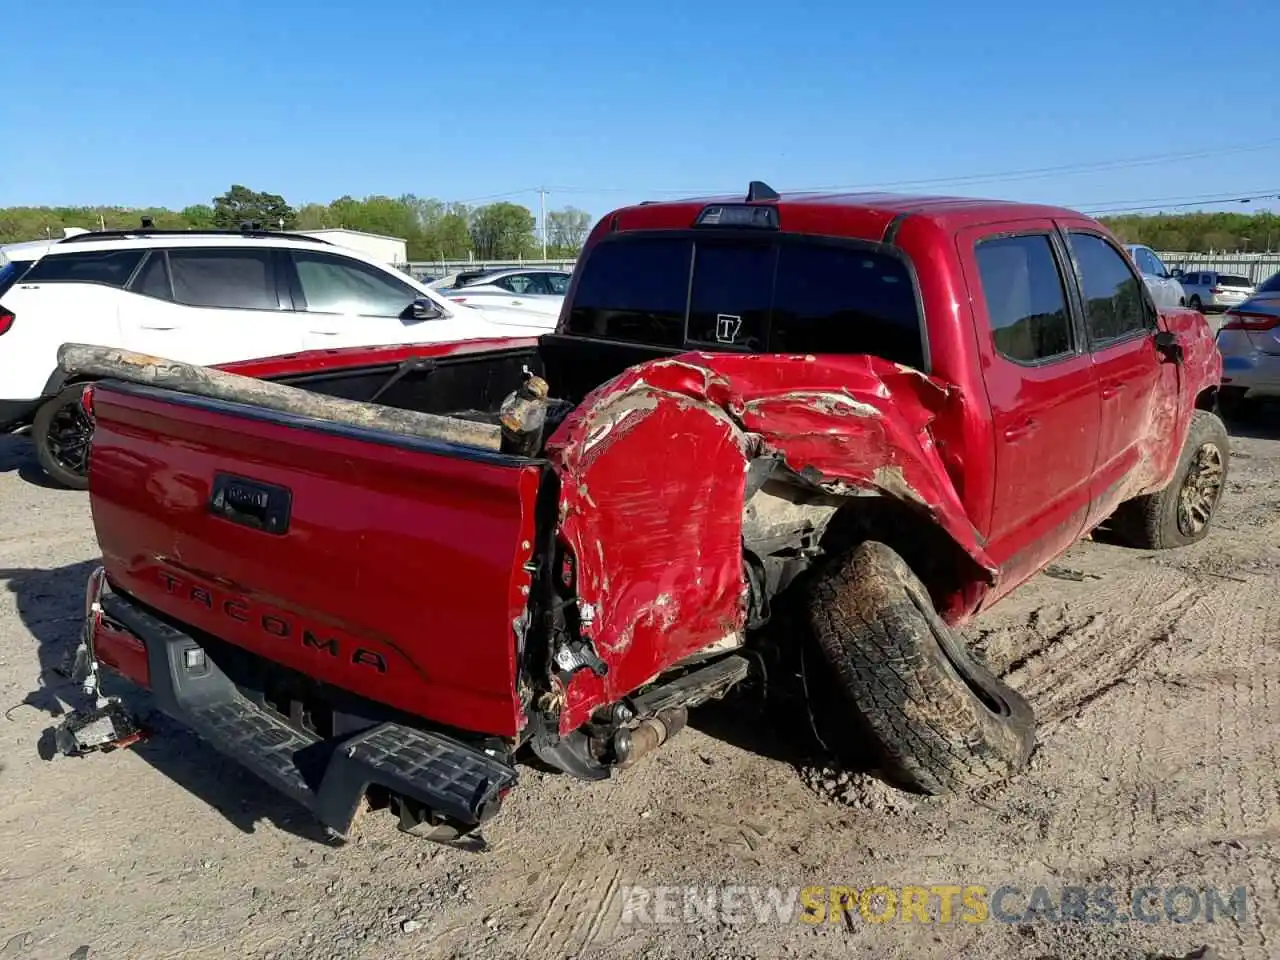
[3,0,1277,219]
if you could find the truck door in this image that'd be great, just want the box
[1060,226,1180,525]
[957,223,1101,598]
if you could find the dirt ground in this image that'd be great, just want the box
[1,413,1277,960]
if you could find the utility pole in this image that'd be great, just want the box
[539,186,548,260]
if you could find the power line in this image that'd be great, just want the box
[1079,189,1280,215]
[448,187,541,205]
[533,137,1280,199]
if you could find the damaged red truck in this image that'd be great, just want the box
[55,184,1226,842]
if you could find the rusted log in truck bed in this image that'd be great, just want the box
[56,343,503,451]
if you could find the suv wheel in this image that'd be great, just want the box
[33,385,94,490]
[1189,295,1202,310]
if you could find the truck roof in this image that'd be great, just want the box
[607,189,1088,241]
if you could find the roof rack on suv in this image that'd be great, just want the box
[59,222,330,245]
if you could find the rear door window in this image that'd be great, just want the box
[167,248,279,310]
[1069,233,1150,344]
[131,251,174,300]
[21,250,144,287]
[975,234,1074,364]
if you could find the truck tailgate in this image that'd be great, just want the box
[88,381,541,738]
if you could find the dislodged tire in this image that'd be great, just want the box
[32,384,94,490]
[1111,410,1229,550]
[807,540,1035,794]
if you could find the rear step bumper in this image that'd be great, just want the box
[93,588,517,836]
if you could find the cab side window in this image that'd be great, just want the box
[1069,233,1150,344]
[975,234,1074,364]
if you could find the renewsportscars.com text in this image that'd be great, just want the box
[618,884,1248,926]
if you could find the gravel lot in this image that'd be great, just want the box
[1,414,1278,960]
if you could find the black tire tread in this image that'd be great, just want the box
[808,541,1035,795]
[32,385,91,491]
[1111,410,1228,550]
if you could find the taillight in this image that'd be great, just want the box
[0,308,13,335]
[1211,287,1223,295]
[80,383,96,418]
[1221,312,1280,332]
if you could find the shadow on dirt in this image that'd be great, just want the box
[684,611,882,780]
[0,559,335,846]
[1222,399,1280,442]
[0,435,61,488]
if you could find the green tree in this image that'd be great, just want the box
[180,204,216,229]
[294,203,331,230]
[469,202,536,259]
[546,206,592,254]
[211,185,297,230]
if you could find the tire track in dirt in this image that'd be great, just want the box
[993,571,1203,727]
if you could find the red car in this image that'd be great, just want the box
[54,183,1225,842]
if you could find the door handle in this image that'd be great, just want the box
[1003,418,1038,442]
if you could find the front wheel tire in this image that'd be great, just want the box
[32,385,93,490]
[807,541,1035,795]
[1112,410,1229,550]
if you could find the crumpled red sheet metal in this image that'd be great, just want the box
[545,352,995,732]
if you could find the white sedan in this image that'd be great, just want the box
[437,268,571,318]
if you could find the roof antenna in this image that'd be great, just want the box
[746,180,780,202]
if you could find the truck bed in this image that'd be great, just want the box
[81,335,675,739]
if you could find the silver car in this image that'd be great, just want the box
[1178,270,1255,314]
[1216,271,1280,414]
[1124,244,1186,308]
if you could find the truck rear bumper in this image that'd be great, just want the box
[71,576,518,836]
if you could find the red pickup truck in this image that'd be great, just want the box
[54,184,1225,843]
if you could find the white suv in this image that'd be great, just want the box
[0,228,554,487]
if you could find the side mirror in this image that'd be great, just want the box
[409,298,444,321]
[1154,329,1183,364]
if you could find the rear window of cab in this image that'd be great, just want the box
[566,234,925,370]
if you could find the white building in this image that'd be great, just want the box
[293,229,408,266]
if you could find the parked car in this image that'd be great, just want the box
[53,184,1224,845]
[1124,244,1186,307]
[1216,270,1280,415]
[456,268,572,295]
[1177,270,1256,314]
[433,269,572,317]
[427,269,497,290]
[0,227,556,488]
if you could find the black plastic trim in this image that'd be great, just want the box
[98,589,517,834]
[881,212,909,246]
[60,229,332,245]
